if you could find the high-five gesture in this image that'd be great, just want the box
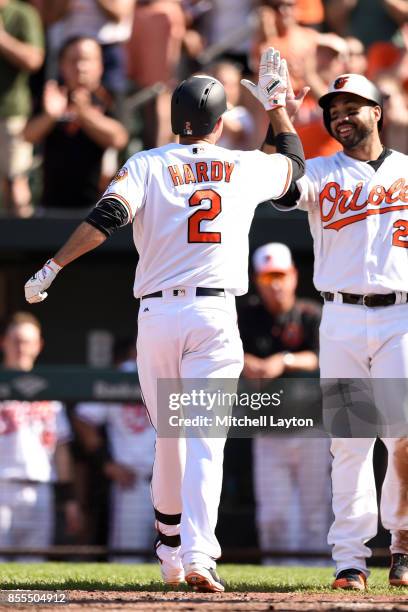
[241,47,288,110]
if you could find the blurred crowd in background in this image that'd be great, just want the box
[1,0,408,217]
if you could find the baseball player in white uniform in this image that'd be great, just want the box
[74,399,156,561]
[262,73,408,589]
[0,312,81,560]
[24,48,307,591]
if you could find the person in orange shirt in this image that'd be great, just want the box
[295,0,324,30]
[251,0,318,93]
[295,34,348,158]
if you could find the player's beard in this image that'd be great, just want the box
[334,119,374,151]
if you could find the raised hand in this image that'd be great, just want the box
[241,47,288,110]
[43,80,68,120]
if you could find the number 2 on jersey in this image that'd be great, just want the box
[188,189,222,243]
[392,219,408,248]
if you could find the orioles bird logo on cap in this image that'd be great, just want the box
[334,76,349,90]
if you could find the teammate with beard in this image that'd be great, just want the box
[259,73,408,590]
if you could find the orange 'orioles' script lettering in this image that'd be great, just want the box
[168,161,235,187]
[319,179,408,231]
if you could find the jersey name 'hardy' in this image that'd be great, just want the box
[168,161,235,187]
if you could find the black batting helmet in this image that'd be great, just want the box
[171,75,227,137]
[319,73,383,135]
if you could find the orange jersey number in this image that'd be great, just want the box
[188,189,222,243]
[392,219,408,248]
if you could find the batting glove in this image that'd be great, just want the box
[24,259,62,304]
[241,47,288,110]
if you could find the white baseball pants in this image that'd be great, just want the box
[137,288,243,568]
[0,481,53,561]
[319,301,408,575]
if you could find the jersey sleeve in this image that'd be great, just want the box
[247,150,293,203]
[98,153,149,223]
[75,403,109,425]
[294,158,324,211]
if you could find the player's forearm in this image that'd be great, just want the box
[24,113,57,144]
[282,351,319,373]
[55,442,74,482]
[53,221,107,267]
[267,107,296,136]
[96,0,135,22]
[0,31,44,72]
[77,108,129,149]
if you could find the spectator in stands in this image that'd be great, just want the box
[325,0,408,80]
[200,0,254,73]
[127,0,187,148]
[238,244,331,562]
[251,0,318,92]
[344,36,368,75]
[249,0,319,146]
[44,0,136,95]
[292,33,346,158]
[24,36,128,214]
[0,312,81,561]
[73,337,155,562]
[209,61,255,150]
[375,72,408,153]
[0,0,44,217]
[295,0,324,30]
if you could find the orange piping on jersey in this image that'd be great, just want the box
[101,193,133,223]
[274,156,293,200]
[224,162,235,183]
[196,162,209,182]
[211,161,223,181]
[324,205,408,231]
[168,165,184,186]
[183,164,197,184]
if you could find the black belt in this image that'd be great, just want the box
[141,287,225,300]
[322,291,399,307]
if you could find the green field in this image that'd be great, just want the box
[0,563,405,594]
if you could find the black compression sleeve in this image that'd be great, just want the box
[272,181,301,208]
[274,132,305,182]
[85,197,129,237]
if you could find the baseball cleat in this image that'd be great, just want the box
[332,568,367,591]
[389,553,408,586]
[155,539,185,586]
[185,563,225,592]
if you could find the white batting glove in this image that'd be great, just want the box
[24,259,62,304]
[241,47,288,110]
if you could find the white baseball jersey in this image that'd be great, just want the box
[0,402,71,482]
[75,403,155,477]
[279,150,408,294]
[100,143,292,297]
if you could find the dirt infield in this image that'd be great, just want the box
[3,591,408,611]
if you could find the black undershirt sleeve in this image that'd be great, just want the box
[264,126,303,207]
[85,197,130,237]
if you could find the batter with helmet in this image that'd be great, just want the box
[261,73,408,590]
[24,49,307,591]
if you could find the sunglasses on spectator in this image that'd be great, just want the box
[256,271,288,284]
